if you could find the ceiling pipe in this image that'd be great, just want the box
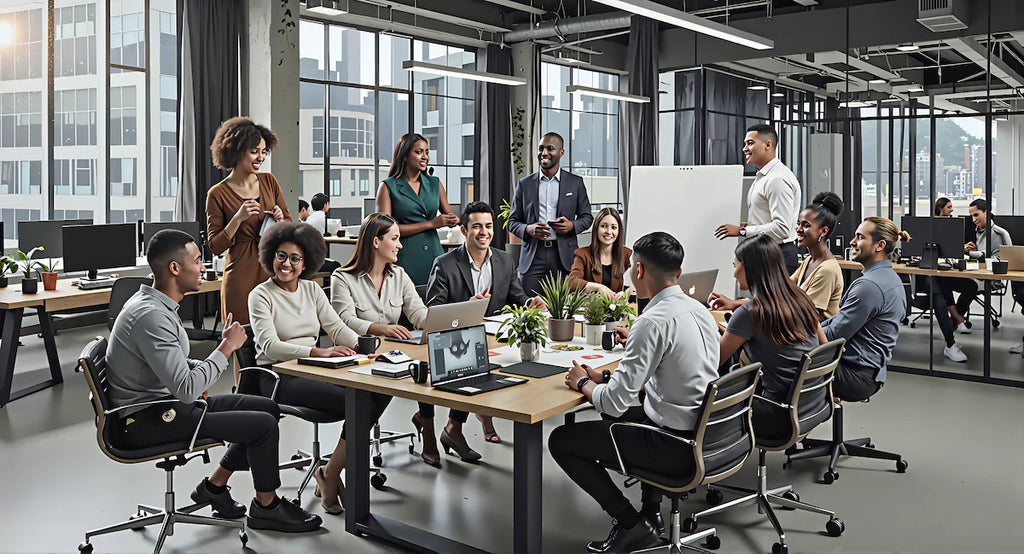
[504,12,632,43]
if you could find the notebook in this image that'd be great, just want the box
[427,325,526,396]
[298,355,360,369]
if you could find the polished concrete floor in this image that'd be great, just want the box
[2,317,1023,553]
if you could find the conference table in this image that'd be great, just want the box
[272,334,623,554]
[836,258,1024,281]
[0,277,222,407]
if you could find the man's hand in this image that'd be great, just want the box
[714,223,742,239]
[528,296,546,310]
[471,287,492,301]
[612,326,628,345]
[565,360,589,391]
[965,241,978,253]
[549,216,574,235]
[381,324,414,340]
[220,313,247,352]
[526,222,552,239]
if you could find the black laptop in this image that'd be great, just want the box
[427,325,527,396]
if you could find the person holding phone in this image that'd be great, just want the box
[509,132,594,295]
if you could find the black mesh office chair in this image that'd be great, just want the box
[76,337,246,554]
[685,340,848,554]
[107,277,153,331]
[609,362,763,553]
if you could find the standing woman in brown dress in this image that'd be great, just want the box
[206,117,291,371]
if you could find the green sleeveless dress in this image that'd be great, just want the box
[383,172,444,285]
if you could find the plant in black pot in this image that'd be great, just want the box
[539,273,586,342]
[15,247,44,294]
[0,254,17,288]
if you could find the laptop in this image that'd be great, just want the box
[1000,245,1024,271]
[386,298,489,345]
[678,269,719,306]
[427,325,527,396]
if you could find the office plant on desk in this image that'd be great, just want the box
[497,304,548,362]
[14,247,44,294]
[0,254,17,288]
[36,258,61,291]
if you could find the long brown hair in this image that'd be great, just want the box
[589,208,626,280]
[387,133,428,179]
[342,213,398,276]
[735,235,820,345]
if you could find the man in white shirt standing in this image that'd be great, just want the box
[715,124,802,274]
[305,193,329,235]
[550,231,720,554]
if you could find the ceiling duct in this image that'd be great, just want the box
[917,0,969,32]
[504,13,632,43]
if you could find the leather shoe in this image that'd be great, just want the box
[642,508,665,537]
[440,429,482,462]
[190,478,246,519]
[247,497,322,533]
[587,519,658,554]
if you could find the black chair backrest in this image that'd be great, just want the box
[692,362,762,483]
[107,276,153,331]
[416,284,427,301]
[772,338,845,449]
[78,336,111,426]
[238,324,258,370]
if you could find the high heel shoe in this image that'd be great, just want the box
[412,413,442,468]
[440,429,482,462]
[312,467,344,515]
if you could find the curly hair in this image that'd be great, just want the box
[210,116,278,170]
[258,222,326,279]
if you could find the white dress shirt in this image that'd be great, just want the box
[468,247,493,297]
[538,171,561,239]
[745,157,800,244]
[305,210,327,235]
[330,264,428,335]
[591,285,720,431]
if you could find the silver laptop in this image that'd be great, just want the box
[678,269,719,306]
[386,297,489,345]
[1000,245,1024,271]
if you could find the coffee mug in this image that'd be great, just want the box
[357,334,382,355]
[992,260,1009,274]
[336,228,346,237]
[205,269,217,281]
[602,329,618,351]
[408,360,429,384]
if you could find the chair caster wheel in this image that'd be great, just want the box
[772,542,789,554]
[827,517,846,537]
[239,531,248,546]
[705,534,721,550]
[371,473,387,490]
[706,489,724,505]
[683,517,698,533]
[78,542,94,553]
[896,459,909,473]
[779,490,799,509]
[993,319,1001,329]
[372,455,383,467]
[822,471,838,484]
[408,444,416,455]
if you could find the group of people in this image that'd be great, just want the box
[102,117,908,550]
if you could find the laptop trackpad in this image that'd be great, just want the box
[458,386,482,394]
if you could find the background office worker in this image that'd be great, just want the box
[376,133,459,286]
[107,229,321,533]
[925,197,977,336]
[305,192,330,235]
[550,232,719,554]
[568,207,632,300]
[297,198,310,222]
[509,131,594,295]
[715,124,802,274]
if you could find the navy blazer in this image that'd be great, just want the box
[425,246,530,317]
[508,169,593,274]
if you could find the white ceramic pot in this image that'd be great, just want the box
[584,323,604,345]
[520,342,540,361]
[605,321,619,332]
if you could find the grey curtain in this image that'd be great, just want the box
[618,16,659,214]
[473,44,514,248]
[175,0,240,226]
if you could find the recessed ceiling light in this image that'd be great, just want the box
[896,43,920,52]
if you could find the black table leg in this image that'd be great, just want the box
[345,387,372,533]
[37,307,63,386]
[0,308,24,407]
[514,420,543,554]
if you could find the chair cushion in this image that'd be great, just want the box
[105,436,222,462]
[280,404,345,424]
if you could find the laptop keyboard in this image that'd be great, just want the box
[452,373,497,387]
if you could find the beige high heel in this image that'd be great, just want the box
[312,466,344,515]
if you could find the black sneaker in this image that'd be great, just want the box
[190,478,246,519]
[247,497,323,533]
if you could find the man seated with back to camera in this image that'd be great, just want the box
[420,201,545,460]
[105,229,322,533]
[549,232,720,554]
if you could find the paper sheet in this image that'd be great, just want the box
[489,336,626,369]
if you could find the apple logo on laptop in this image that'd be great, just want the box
[451,319,459,328]
[688,285,696,296]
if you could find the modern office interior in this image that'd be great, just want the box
[2,0,1024,552]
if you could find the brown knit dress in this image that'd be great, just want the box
[205,173,291,324]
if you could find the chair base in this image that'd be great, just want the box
[634,497,720,553]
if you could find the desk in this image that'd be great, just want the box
[836,259,1024,281]
[0,278,222,407]
[273,336,620,554]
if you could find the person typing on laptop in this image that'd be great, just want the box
[549,232,720,554]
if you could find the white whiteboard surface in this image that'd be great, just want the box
[624,165,744,296]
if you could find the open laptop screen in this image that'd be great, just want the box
[427,325,490,385]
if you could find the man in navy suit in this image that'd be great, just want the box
[509,132,594,295]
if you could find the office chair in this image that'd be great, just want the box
[107,277,153,331]
[610,362,763,553]
[968,280,1004,328]
[685,340,848,554]
[75,336,246,554]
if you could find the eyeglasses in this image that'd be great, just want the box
[274,251,304,265]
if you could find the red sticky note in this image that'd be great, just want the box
[582,354,604,360]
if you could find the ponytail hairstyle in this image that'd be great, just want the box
[864,217,910,260]
[804,192,844,240]
[735,235,820,345]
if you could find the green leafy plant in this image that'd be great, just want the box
[0,254,17,278]
[497,198,513,230]
[497,304,548,348]
[37,258,61,273]
[605,298,636,323]
[15,247,44,278]
[539,273,587,320]
[581,292,609,325]
[511,106,527,177]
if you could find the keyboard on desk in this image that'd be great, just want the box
[76,279,115,290]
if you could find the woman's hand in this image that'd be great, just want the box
[381,324,414,340]
[232,199,262,224]
[593,284,618,300]
[271,205,285,221]
[431,213,460,229]
[708,292,741,312]
[310,346,355,358]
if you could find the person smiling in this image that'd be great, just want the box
[568,207,632,300]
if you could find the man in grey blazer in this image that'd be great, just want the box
[509,132,594,295]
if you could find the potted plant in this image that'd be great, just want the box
[539,273,586,342]
[498,197,523,253]
[0,254,16,288]
[15,247,44,294]
[581,292,608,345]
[605,297,637,330]
[37,258,60,291]
[497,304,548,362]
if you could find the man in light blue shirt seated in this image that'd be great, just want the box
[550,232,720,554]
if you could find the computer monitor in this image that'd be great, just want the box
[363,198,377,219]
[18,218,93,257]
[328,207,362,226]
[900,216,965,258]
[992,215,1024,246]
[62,223,138,280]
[142,221,202,253]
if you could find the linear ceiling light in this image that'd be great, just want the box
[839,100,874,108]
[305,0,347,15]
[592,0,774,50]
[747,85,768,90]
[566,85,650,104]
[403,60,526,86]
[896,43,920,52]
[869,78,887,84]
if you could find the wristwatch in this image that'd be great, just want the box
[601,369,611,383]
[739,226,747,237]
[576,376,591,392]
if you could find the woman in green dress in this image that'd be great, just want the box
[376,133,459,285]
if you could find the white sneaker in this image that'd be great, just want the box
[943,343,968,362]
[956,322,972,334]
[1010,342,1024,354]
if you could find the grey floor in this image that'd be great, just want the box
[2,316,1024,553]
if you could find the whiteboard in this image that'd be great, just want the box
[624,165,745,296]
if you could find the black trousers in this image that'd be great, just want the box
[548,406,695,524]
[833,363,881,402]
[416,402,469,422]
[117,394,282,492]
[937,277,977,317]
[780,241,799,276]
[270,374,392,441]
[521,243,567,297]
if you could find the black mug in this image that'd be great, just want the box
[602,329,618,351]
[992,260,1009,275]
[408,360,429,384]
[357,334,382,355]
[205,269,217,281]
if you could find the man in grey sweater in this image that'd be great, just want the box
[106,229,321,533]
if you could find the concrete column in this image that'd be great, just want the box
[510,42,539,185]
[995,116,1024,214]
[241,0,300,215]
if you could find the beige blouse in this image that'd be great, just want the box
[791,257,843,319]
[331,264,429,335]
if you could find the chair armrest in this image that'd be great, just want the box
[608,422,695,477]
[105,398,210,453]
[238,366,282,399]
[753,394,790,409]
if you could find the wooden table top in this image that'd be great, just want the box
[0,277,223,311]
[836,259,1024,281]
